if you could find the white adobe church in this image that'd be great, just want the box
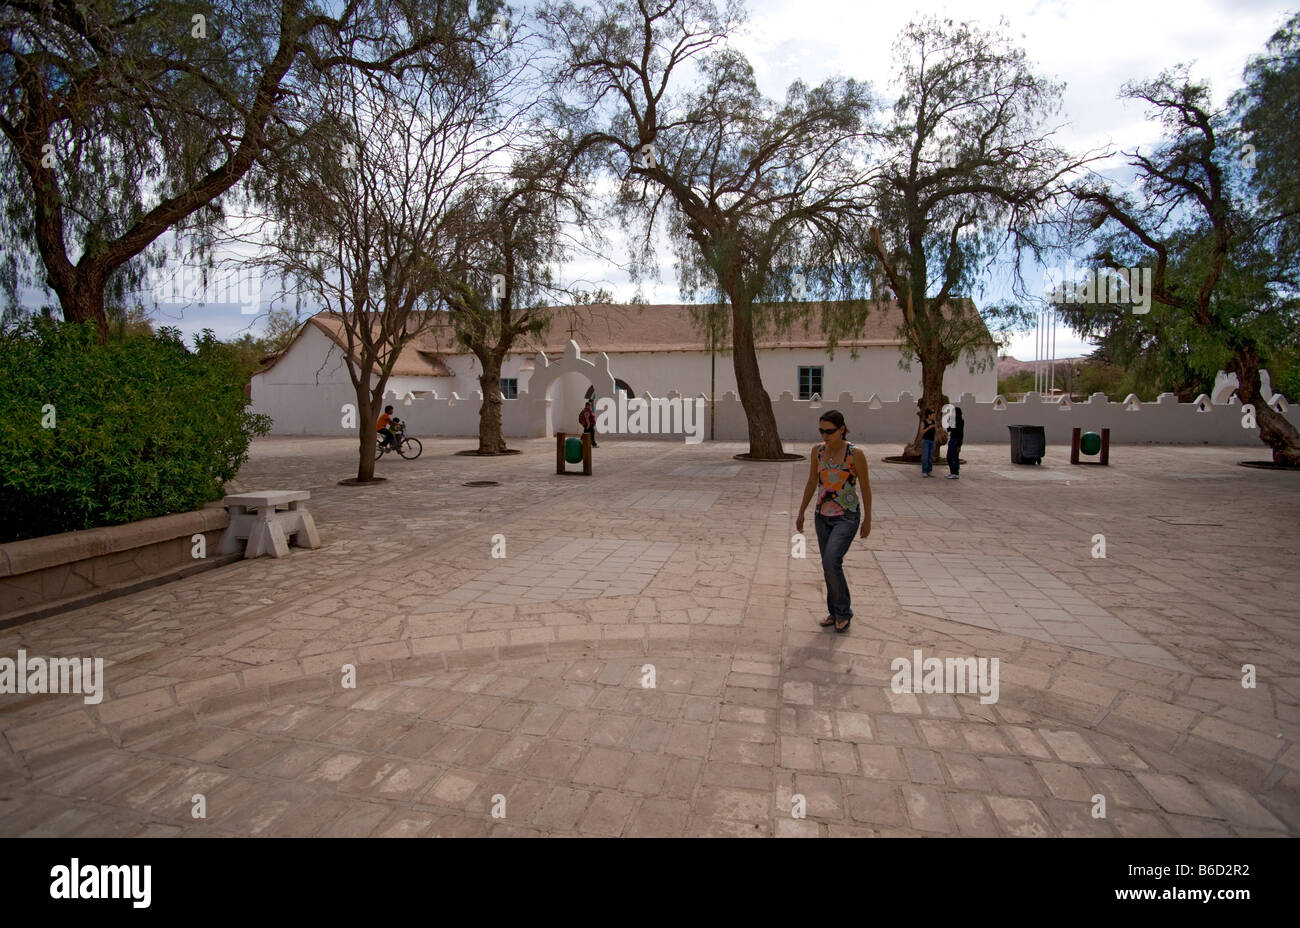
[249,301,998,437]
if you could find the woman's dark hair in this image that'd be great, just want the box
[954,405,964,426]
[819,409,848,437]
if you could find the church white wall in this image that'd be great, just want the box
[562,346,996,405]
[252,327,448,435]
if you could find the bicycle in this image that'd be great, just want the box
[376,423,423,460]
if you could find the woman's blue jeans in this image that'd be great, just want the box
[815,509,859,619]
[921,439,935,474]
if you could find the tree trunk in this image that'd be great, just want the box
[1230,352,1300,467]
[902,349,948,461]
[355,385,381,482]
[50,271,110,343]
[730,297,785,458]
[476,353,509,454]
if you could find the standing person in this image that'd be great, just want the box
[579,398,598,448]
[920,408,936,477]
[795,410,872,633]
[945,406,964,479]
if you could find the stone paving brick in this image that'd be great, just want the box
[1040,799,1115,837]
[572,747,634,789]
[961,724,1011,755]
[1112,808,1175,837]
[873,715,923,746]
[621,753,674,795]
[948,793,1000,836]
[985,796,1053,837]
[902,747,947,786]
[1133,772,1220,818]
[663,757,702,799]
[818,741,859,774]
[845,779,907,827]
[1203,781,1288,831]
[531,786,592,830]
[980,756,1046,798]
[856,744,905,780]
[376,811,437,837]
[833,711,874,742]
[1039,729,1105,765]
[1085,768,1157,811]
[625,798,691,836]
[427,769,481,806]
[902,785,953,833]
[320,802,395,837]
[1004,726,1054,760]
[1166,814,1234,837]
[578,790,638,836]
[695,786,771,823]
[1033,761,1095,801]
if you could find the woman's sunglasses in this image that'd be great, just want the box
[818,426,841,435]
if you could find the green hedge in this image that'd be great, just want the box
[0,319,271,543]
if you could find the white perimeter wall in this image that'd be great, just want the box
[253,334,1298,447]
[710,389,1298,446]
[251,326,449,436]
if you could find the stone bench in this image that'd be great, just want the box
[218,491,320,559]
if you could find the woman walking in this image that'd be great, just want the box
[945,406,964,478]
[796,410,872,633]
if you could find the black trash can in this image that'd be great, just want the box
[1008,424,1045,465]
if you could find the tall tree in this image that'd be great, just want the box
[542,0,871,459]
[1068,70,1300,465]
[436,139,600,455]
[0,0,473,342]
[861,17,1092,459]
[241,24,514,481]
[1234,11,1300,268]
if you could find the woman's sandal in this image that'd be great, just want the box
[834,616,852,634]
[819,615,837,627]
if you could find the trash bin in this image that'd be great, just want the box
[1008,424,1045,465]
[564,436,584,464]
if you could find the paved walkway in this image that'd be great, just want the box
[1,438,1297,836]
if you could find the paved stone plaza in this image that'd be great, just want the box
[1,437,1297,837]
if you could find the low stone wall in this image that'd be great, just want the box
[0,506,231,627]
[711,389,1299,446]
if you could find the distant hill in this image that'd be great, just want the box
[997,355,1085,378]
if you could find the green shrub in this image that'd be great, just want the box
[0,319,271,542]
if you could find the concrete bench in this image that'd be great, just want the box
[217,491,320,559]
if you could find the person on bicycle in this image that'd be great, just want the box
[377,405,397,450]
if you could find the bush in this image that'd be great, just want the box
[0,319,271,543]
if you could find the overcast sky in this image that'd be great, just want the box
[568,0,1294,361]
[97,0,1299,361]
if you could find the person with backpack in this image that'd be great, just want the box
[945,405,964,479]
[795,409,872,633]
[579,398,598,448]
